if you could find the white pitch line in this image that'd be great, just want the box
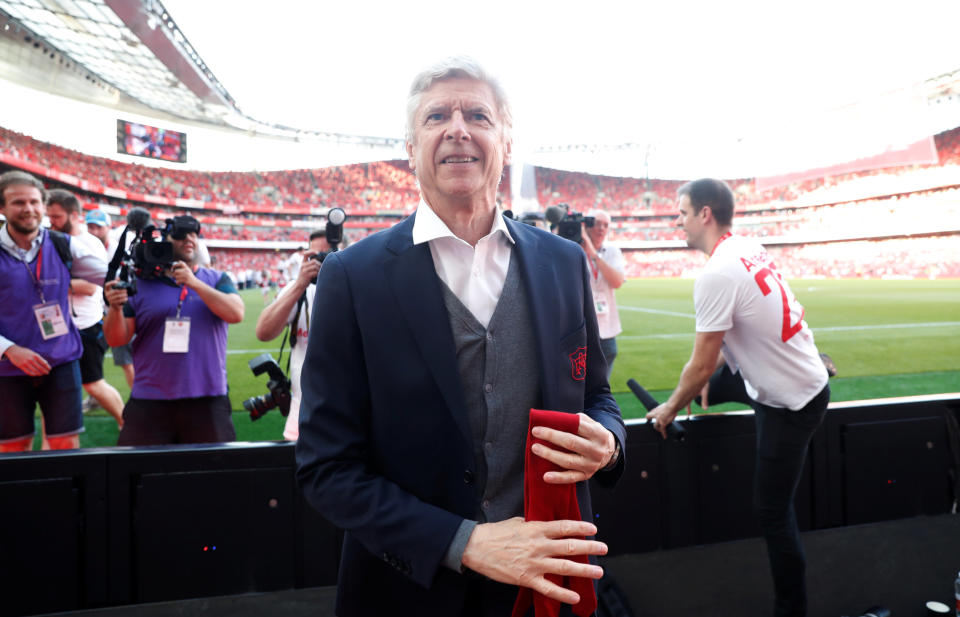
[619,305,696,318]
[106,349,278,358]
[619,321,960,340]
[106,323,960,353]
[812,321,960,332]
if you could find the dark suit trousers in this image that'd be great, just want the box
[751,384,830,617]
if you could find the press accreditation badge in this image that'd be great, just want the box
[163,317,191,353]
[34,302,69,340]
[594,294,609,316]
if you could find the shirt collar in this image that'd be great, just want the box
[0,224,43,258]
[412,199,515,247]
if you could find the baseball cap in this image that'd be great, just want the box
[85,209,110,227]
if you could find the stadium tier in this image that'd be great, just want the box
[1,123,958,281]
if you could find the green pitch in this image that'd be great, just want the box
[611,278,960,418]
[75,278,959,447]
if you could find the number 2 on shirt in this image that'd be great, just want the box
[753,267,804,343]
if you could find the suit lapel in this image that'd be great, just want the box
[385,215,473,447]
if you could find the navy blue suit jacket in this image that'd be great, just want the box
[296,212,626,617]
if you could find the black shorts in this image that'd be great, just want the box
[0,360,83,441]
[78,323,108,384]
[111,342,133,366]
[117,395,235,446]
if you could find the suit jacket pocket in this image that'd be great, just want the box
[554,322,588,409]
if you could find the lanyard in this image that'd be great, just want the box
[175,284,189,319]
[20,244,46,303]
[588,246,602,280]
[710,232,732,257]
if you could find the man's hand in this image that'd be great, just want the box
[646,403,679,440]
[103,279,129,308]
[294,251,322,290]
[698,380,710,411]
[4,345,51,376]
[461,517,606,605]
[168,261,198,288]
[580,224,598,258]
[531,413,616,483]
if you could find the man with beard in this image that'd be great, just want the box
[103,215,244,445]
[0,171,107,451]
[46,190,124,428]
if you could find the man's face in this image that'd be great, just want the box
[676,194,707,251]
[309,236,330,254]
[586,214,610,249]
[1,185,45,237]
[406,77,511,208]
[88,223,108,243]
[45,203,77,234]
[171,231,198,264]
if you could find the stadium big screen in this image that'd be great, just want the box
[116,119,187,163]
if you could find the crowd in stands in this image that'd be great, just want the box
[2,123,959,280]
[623,236,960,279]
[0,127,516,213]
[209,249,292,287]
[610,187,960,242]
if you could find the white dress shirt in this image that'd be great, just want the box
[411,200,514,328]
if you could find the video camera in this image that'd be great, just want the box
[309,207,347,282]
[242,353,292,421]
[545,204,594,244]
[106,209,202,297]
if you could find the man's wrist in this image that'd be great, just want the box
[602,439,621,470]
[443,519,478,573]
[293,277,312,292]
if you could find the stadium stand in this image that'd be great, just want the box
[1,123,958,281]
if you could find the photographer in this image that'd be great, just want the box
[581,210,625,378]
[103,215,244,446]
[254,229,331,441]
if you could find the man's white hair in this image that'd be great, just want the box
[588,209,612,222]
[405,56,513,145]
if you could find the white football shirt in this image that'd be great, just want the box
[695,234,828,410]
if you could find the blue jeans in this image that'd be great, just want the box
[751,384,830,617]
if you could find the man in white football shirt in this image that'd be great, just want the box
[647,178,830,617]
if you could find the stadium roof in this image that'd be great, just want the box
[0,0,400,147]
[1,0,960,179]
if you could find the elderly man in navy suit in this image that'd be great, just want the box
[296,57,626,617]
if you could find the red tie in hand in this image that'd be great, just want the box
[511,409,597,617]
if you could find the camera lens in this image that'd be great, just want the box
[243,393,276,420]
